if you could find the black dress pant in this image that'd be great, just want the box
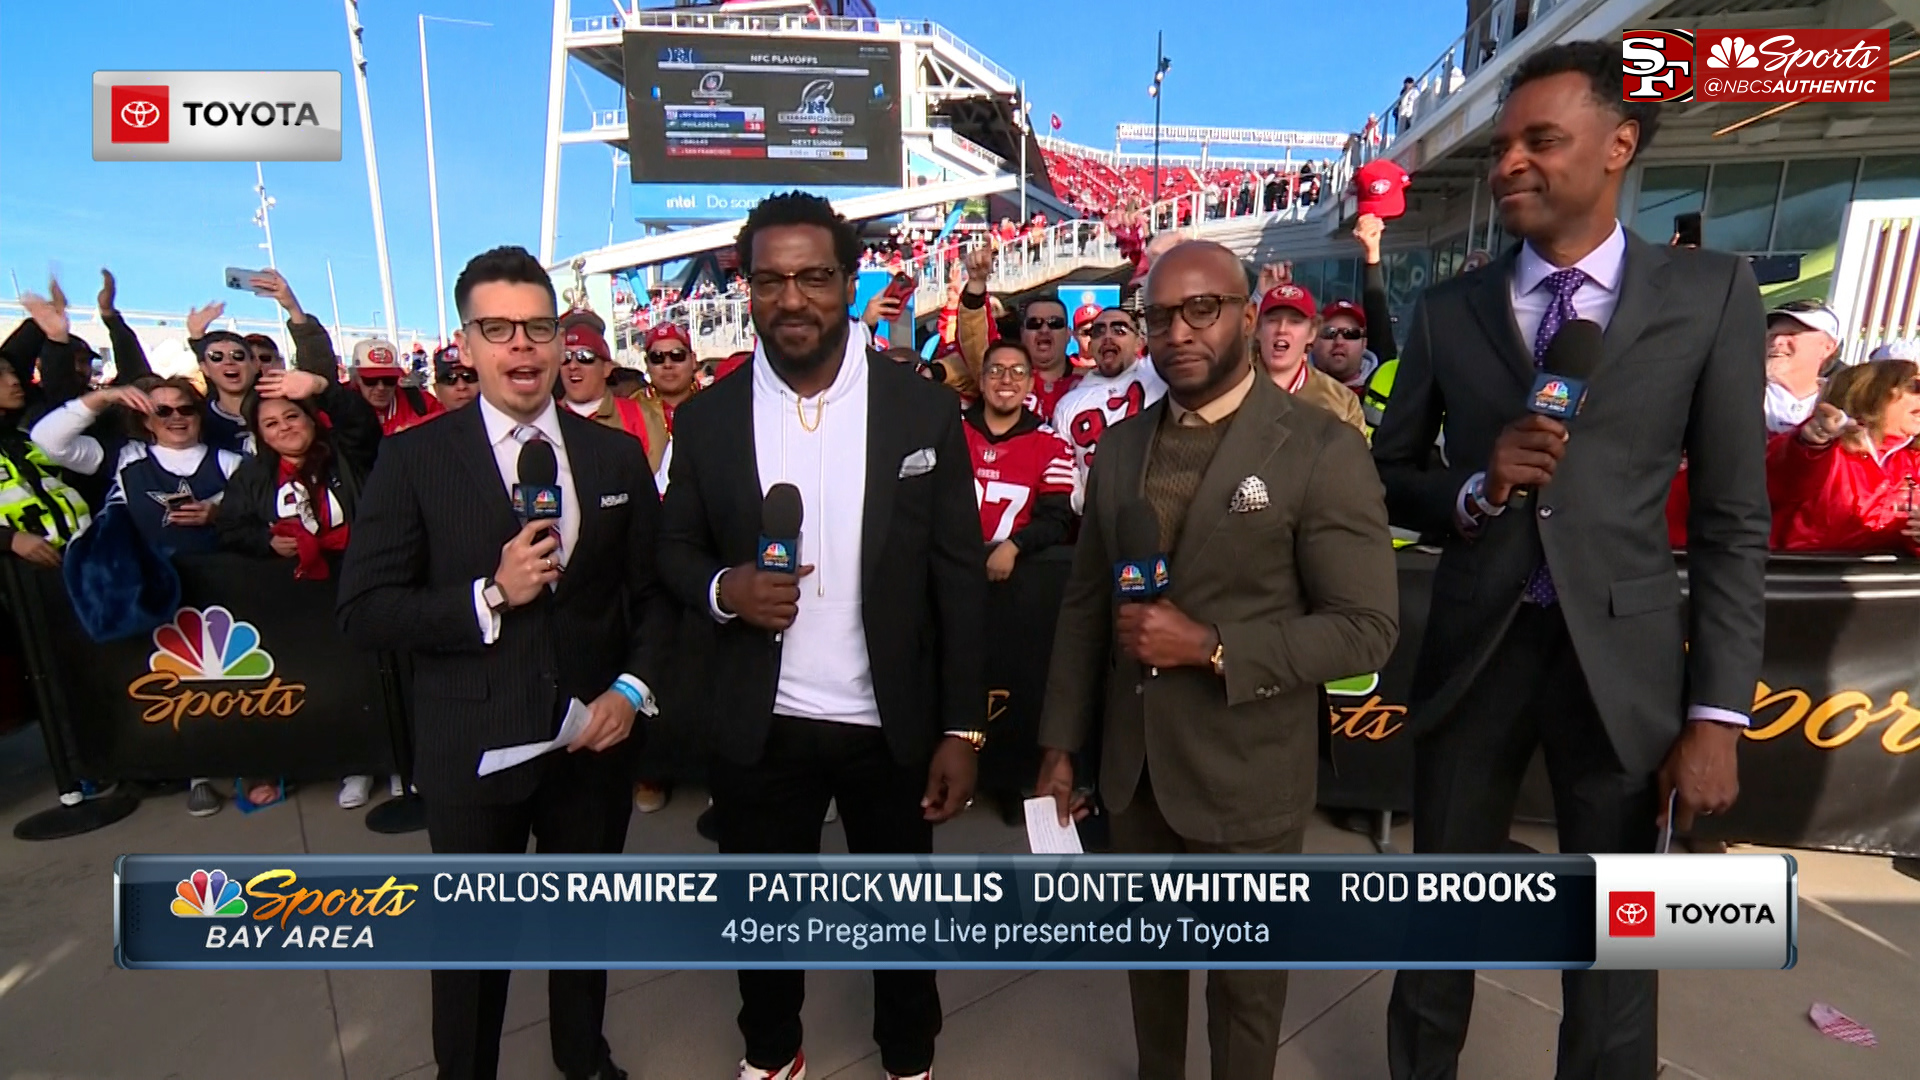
[424,750,634,1080]
[1388,604,1661,1080]
[711,715,941,1076]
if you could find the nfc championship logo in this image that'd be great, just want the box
[1622,29,1696,102]
[778,78,855,127]
[94,71,343,162]
[693,70,732,103]
[1609,891,1657,937]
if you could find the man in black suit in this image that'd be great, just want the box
[338,246,671,1080]
[658,192,986,1080]
[1373,43,1768,1079]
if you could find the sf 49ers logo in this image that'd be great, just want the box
[1622,29,1696,102]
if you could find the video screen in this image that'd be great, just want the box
[624,33,902,187]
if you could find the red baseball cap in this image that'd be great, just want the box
[1258,283,1316,320]
[562,324,612,362]
[1073,303,1103,330]
[1355,159,1412,220]
[644,323,691,351]
[1321,299,1366,329]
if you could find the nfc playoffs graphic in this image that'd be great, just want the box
[1623,28,1890,103]
[94,71,343,161]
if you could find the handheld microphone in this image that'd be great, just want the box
[1512,319,1604,507]
[512,438,562,539]
[757,483,803,574]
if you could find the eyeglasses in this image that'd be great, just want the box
[361,376,399,388]
[1320,327,1366,341]
[1143,294,1249,335]
[465,317,560,344]
[151,403,200,419]
[984,364,1031,381]
[647,349,692,365]
[748,267,841,300]
[1024,316,1068,331]
[436,369,479,386]
[1085,322,1133,339]
[562,349,604,366]
[204,350,248,363]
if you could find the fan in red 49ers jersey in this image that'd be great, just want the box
[1018,296,1083,420]
[1050,307,1166,513]
[966,341,1076,581]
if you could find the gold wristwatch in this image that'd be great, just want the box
[1209,634,1226,677]
[949,730,987,752]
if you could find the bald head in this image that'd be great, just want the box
[1144,240,1256,408]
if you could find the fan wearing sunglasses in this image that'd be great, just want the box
[558,323,667,473]
[1015,297,1083,421]
[1049,308,1166,512]
[192,330,264,455]
[351,336,443,437]
[430,344,481,412]
[640,323,701,434]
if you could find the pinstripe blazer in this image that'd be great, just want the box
[337,401,674,804]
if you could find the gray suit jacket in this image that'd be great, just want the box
[1371,234,1770,776]
[1038,373,1399,843]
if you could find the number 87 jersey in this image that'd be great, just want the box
[963,409,1077,543]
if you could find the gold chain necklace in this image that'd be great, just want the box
[796,394,827,433]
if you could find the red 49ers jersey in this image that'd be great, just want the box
[1023,371,1082,423]
[964,420,1075,543]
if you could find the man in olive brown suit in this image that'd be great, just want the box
[1035,240,1399,1080]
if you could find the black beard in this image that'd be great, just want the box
[757,313,847,377]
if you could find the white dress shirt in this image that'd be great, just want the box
[1457,222,1746,727]
[709,324,883,728]
[1764,381,1818,434]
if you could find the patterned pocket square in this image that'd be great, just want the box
[899,447,937,478]
[1229,475,1270,514]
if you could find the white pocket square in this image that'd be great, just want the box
[1229,476,1270,514]
[599,492,630,508]
[899,447,937,478]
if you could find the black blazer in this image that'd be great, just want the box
[657,352,986,768]
[336,403,673,804]
[1371,234,1770,776]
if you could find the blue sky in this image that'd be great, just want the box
[0,1,1460,341]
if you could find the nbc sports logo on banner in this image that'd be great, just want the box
[171,869,248,918]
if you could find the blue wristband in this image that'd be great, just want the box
[609,680,643,712]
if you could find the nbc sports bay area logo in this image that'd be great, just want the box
[172,869,247,917]
[174,868,419,950]
[127,606,307,729]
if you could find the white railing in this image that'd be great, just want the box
[573,12,1015,88]
[591,108,625,132]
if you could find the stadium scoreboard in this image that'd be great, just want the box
[118,854,1795,970]
[624,32,903,188]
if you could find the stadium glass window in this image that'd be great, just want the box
[1323,258,1361,304]
[1772,159,1858,253]
[1631,165,1708,245]
[1704,161,1782,253]
[1856,154,1920,202]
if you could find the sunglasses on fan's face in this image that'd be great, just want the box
[1085,322,1134,339]
[436,369,478,386]
[1025,316,1068,331]
[360,376,399,388]
[1319,327,1365,341]
[562,349,606,366]
[152,403,200,419]
[203,349,248,364]
[647,349,691,365]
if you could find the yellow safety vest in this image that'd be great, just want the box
[0,442,91,548]
[1357,359,1419,549]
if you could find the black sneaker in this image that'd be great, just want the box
[187,780,224,817]
[696,800,721,843]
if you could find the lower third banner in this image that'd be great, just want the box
[116,854,1794,971]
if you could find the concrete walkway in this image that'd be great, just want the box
[1,727,1913,1080]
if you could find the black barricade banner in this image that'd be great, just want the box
[979,550,1073,794]
[987,550,1920,858]
[24,554,396,781]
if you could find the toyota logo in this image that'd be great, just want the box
[1614,901,1650,925]
[120,100,162,129]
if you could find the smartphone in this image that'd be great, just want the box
[883,272,915,303]
[224,266,268,294]
[160,490,194,524]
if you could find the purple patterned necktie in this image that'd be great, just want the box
[1523,268,1588,606]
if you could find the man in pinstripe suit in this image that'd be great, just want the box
[338,246,673,1080]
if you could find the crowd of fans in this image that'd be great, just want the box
[1039,145,1326,221]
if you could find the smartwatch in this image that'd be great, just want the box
[482,578,510,615]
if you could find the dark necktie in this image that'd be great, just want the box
[1523,268,1587,606]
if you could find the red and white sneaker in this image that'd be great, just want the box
[734,1050,804,1080]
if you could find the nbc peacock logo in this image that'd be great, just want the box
[128,606,306,730]
[172,868,248,917]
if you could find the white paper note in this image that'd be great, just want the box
[1025,796,1084,855]
[476,698,594,777]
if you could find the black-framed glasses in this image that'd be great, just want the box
[984,363,1031,381]
[361,376,399,388]
[562,349,604,366]
[1025,316,1068,331]
[1320,327,1365,341]
[436,369,479,386]
[465,316,560,344]
[748,266,841,300]
[1085,322,1133,339]
[1143,294,1248,335]
[152,403,200,419]
[203,350,248,363]
[647,349,692,365]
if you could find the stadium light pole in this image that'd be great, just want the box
[251,162,278,270]
[344,0,399,347]
[1149,35,1170,216]
[420,14,493,346]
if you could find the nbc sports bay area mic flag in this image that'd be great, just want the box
[116,854,1796,970]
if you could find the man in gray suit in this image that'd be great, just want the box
[1373,42,1769,1079]
[1036,240,1399,1080]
